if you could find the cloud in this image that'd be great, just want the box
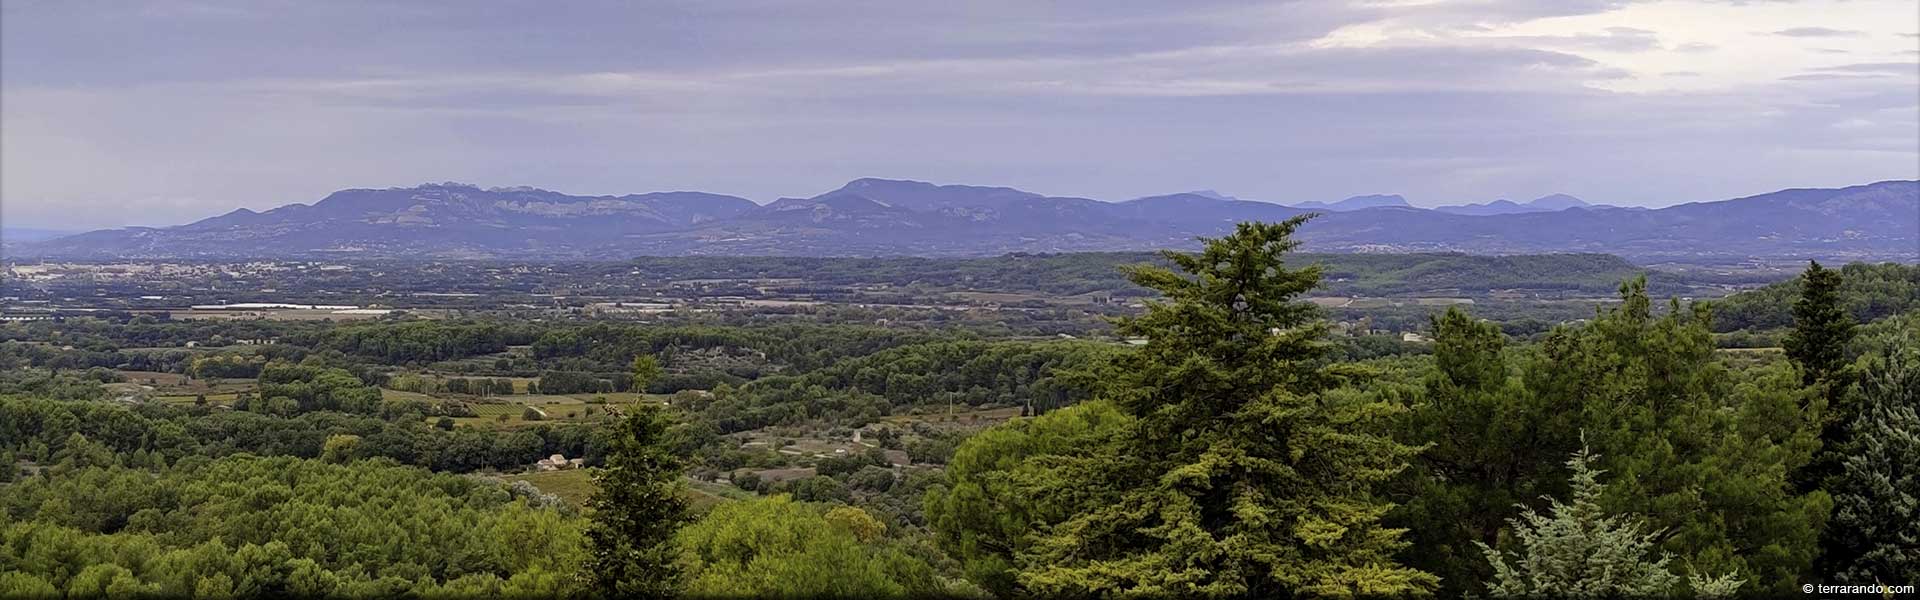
[1474,27,1666,53]
[1781,73,1886,81]
[1772,27,1866,37]
[176,41,1635,108]
[3,0,1918,228]
[1813,62,1920,74]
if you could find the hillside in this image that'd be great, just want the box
[1711,262,1920,332]
[25,183,758,259]
[15,179,1918,262]
[615,252,1716,298]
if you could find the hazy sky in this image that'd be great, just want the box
[3,0,1917,230]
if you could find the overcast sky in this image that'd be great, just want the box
[3,0,1917,230]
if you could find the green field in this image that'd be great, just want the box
[686,479,752,513]
[379,388,438,402]
[152,392,241,406]
[503,469,598,507]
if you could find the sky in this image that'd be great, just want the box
[2,0,1917,230]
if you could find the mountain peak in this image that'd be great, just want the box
[1292,194,1410,211]
[1345,194,1410,207]
[487,185,560,194]
[1434,194,1594,215]
[180,206,270,229]
[1526,193,1589,209]
[833,177,1034,195]
[1186,189,1241,202]
[838,177,933,191]
[817,178,1041,210]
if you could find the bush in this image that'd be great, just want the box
[816,452,878,478]
[730,471,763,492]
[787,476,850,504]
[846,466,895,493]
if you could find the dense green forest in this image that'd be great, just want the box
[616,251,1721,297]
[2,251,1765,313]
[683,339,1117,433]
[1,456,585,596]
[2,223,1915,597]
[1711,262,1920,331]
[0,394,604,473]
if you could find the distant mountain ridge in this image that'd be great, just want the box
[14,179,1918,262]
[1293,194,1412,211]
[1433,194,1606,216]
[1,228,78,244]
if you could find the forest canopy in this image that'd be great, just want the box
[1,230,1914,598]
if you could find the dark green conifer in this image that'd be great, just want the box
[583,405,689,596]
[1785,261,1856,386]
[1021,216,1436,597]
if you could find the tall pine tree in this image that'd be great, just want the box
[1392,307,1583,595]
[1784,260,1856,386]
[924,400,1134,597]
[1524,279,1829,595]
[1785,261,1861,502]
[1019,216,1436,597]
[583,404,689,596]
